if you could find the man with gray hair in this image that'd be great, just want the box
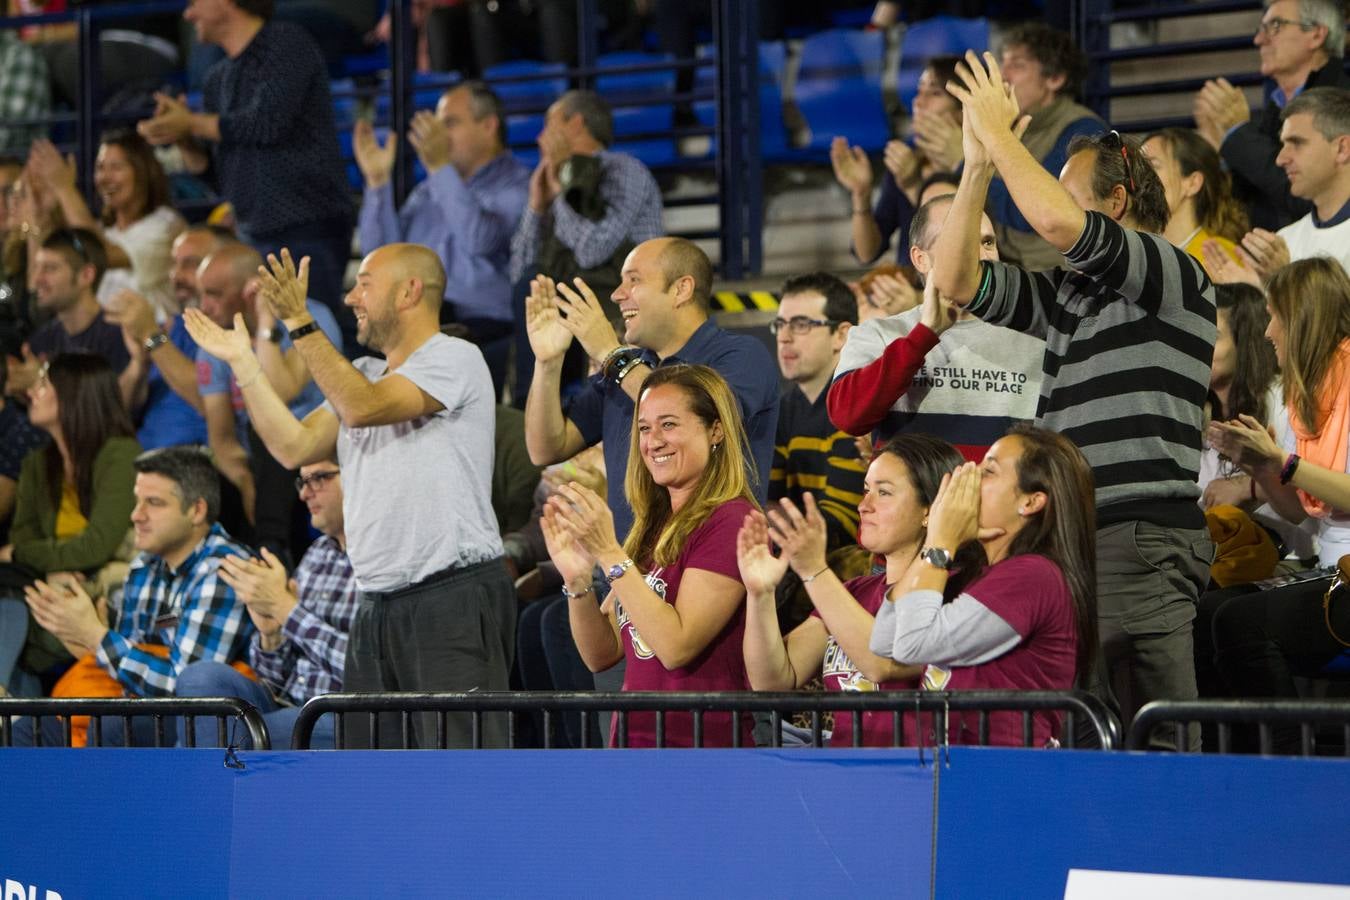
[509,89,664,403]
[1195,0,1348,231]
[354,81,530,396]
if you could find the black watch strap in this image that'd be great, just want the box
[288,320,322,341]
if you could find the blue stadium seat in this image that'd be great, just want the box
[795,28,888,152]
[596,51,677,167]
[484,60,566,164]
[896,16,990,112]
[692,41,790,162]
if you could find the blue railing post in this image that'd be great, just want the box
[714,0,762,280]
[576,0,599,90]
[390,0,414,205]
[76,7,99,209]
[1079,0,1113,121]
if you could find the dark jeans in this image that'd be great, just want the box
[174,660,335,750]
[7,710,159,747]
[246,221,357,357]
[516,593,597,747]
[342,558,516,748]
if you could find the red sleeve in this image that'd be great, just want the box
[826,324,940,436]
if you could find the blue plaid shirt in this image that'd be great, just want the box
[97,523,253,697]
[250,535,359,706]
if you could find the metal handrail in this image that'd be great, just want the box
[0,697,270,749]
[1126,699,1350,756]
[291,689,1116,750]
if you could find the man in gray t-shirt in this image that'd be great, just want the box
[183,242,513,749]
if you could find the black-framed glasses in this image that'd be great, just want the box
[1101,130,1136,194]
[294,470,339,494]
[770,316,838,336]
[1257,16,1314,37]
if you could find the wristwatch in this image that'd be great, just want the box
[257,326,283,344]
[288,320,322,341]
[605,558,635,584]
[920,546,952,569]
[142,332,170,352]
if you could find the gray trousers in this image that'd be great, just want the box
[343,558,516,749]
[1095,520,1214,752]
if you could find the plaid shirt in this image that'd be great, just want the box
[250,535,359,706]
[97,524,254,697]
[509,149,664,283]
[0,31,51,153]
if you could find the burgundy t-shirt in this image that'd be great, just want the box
[613,497,756,748]
[812,574,921,747]
[923,554,1078,747]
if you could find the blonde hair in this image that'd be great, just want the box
[623,365,759,568]
[1267,257,1350,435]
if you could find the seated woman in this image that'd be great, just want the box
[27,130,184,317]
[738,433,976,747]
[0,353,140,695]
[1205,259,1350,736]
[1141,127,1247,280]
[869,426,1097,747]
[540,364,757,748]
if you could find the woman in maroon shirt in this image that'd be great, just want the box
[540,365,759,747]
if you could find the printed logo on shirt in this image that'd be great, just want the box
[922,665,951,691]
[822,636,877,691]
[614,569,668,661]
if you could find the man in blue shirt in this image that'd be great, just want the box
[355,81,529,398]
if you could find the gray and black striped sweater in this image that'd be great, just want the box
[968,212,1216,528]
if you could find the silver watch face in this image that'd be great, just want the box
[922,547,951,568]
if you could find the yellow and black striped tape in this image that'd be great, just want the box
[711,290,779,312]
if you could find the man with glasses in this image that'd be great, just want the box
[5,228,135,404]
[829,193,1043,463]
[175,458,358,750]
[1195,0,1348,231]
[933,52,1217,751]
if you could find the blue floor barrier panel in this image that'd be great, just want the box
[2,748,1347,898]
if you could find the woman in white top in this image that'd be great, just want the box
[27,129,184,317]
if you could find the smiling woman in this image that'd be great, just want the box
[540,364,760,747]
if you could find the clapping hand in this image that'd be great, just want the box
[25,139,76,194]
[256,248,311,321]
[882,139,920,191]
[830,136,874,197]
[540,495,597,586]
[1207,414,1284,474]
[524,275,574,364]
[1200,238,1259,288]
[764,493,829,580]
[1234,229,1290,282]
[555,277,621,363]
[137,92,195,145]
[408,109,451,172]
[1194,78,1249,147]
[946,51,1030,158]
[183,308,254,367]
[736,510,788,598]
[913,112,963,172]
[918,267,959,335]
[546,482,622,560]
[219,548,297,636]
[353,119,398,188]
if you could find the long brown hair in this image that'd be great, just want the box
[1002,425,1098,685]
[622,365,759,568]
[1144,127,1249,242]
[40,352,136,516]
[1267,258,1350,435]
[1211,283,1278,423]
[97,128,171,226]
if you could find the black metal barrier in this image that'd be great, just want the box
[291,690,1118,751]
[0,697,270,749]
[1126,700,1350,757]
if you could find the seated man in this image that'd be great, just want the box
[1274,88,1350,270]
[1195,0,1347,231]
[828,194,1043,462]
[192,241,342,564]
[13,446,253,746]
[509,89,665,403]
[769,271,869,630]
[355,82,530,397]
[176,457,358,750]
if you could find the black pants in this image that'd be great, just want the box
[342,558,517,748]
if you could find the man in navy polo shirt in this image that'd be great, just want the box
[523,236,778,542]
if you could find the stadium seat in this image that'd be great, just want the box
[692,41,791,162]
[795,28,889,152]
[596,51,677,167]
[896,16,990,112]
[484,59,566,166]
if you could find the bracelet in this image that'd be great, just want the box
[288,320,322,341]
[562,581,594,601]
[599,345,627,375]
[236,365,263,389]
[1279,453,1301,486]
[1249,476,1258,503]
[142,331,170,352]
[614,355,646,387]
[800,565,830,584]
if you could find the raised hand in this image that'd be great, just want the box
[408,109,451,173]
[830,136,874,197]
[540,500,597,586]
[524,275,574,364]
[137,92,194,145]
[547,482,622,560]
[918,268,959,335]
[527,158,560,213]
[1235,228,1290,282]
[1195,78,1249,139]
[105,289,159,343]
[256,248,311,320]
[946,51,1029,155]
[555,277,620,363]
[736,510,789,597]
[926,462,1002,551]
[184,308,254,367]
[764,493,829,579]
[26,139,76,193]
[353,119,398,188]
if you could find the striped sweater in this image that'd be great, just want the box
[967,212,1216,517]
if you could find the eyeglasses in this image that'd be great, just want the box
[769,316,838,336]
[1100,130,1136,195]
[1257,16,1314,37]
[294,470,339,494]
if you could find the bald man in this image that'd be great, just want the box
[192,242,342,561]
[183,242,511,749]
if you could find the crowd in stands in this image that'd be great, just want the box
[3,0,1350,755]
